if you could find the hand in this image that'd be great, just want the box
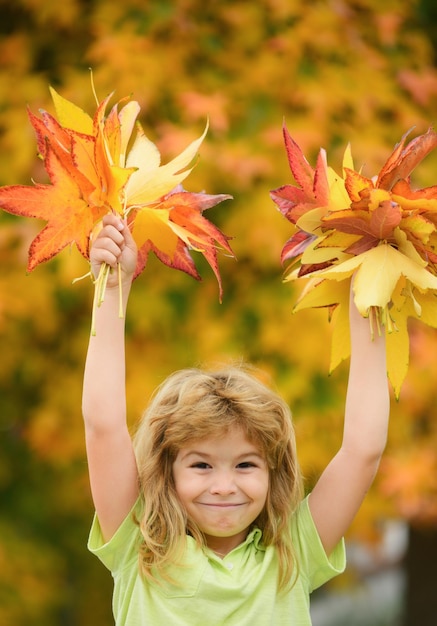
[90,213,138,289]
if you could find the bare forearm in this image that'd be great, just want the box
[309,299,390,554]
[343,305,390,459]
[82,283,131,433]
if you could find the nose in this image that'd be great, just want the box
[209,470,237,495]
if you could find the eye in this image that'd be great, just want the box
[236,461,257,469]
[190,462,211,469]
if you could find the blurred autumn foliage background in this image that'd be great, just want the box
[2,0,437,624]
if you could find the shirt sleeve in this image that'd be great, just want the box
[292,496,346,592]
[87,498,143,574]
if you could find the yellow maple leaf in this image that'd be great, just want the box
[272,126,437,394]
[0,84,235,324]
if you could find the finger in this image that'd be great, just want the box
[97,224,125,247]
[102,213,124,231]
[119,219,136,251]
[94,236,123,259]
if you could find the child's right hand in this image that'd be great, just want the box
[90,213,138,289]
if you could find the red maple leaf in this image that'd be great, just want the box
[0,87,235,301]
[377,126,437,190]
[131,190,233,300]
[270,124,329,225]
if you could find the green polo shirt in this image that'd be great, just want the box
[88,496,345,625]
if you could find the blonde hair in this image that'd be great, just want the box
[132,365,303,591]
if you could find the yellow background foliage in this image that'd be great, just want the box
[2,0,437,622]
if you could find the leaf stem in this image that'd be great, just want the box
[374,306,382,336]
[118,262,123,318]
[91,263,109,336]
[90,266,102,336]
[91,261,125,335]
[96,263,110,306]
[368,306,375,340]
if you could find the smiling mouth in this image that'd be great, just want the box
[199,503,245,507]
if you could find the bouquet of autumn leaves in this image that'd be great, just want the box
[271,126,437,396]
[0,87,233,331]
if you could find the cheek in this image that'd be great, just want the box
[249,473,269,500]
[173,468,198,502]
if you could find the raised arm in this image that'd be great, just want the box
[308,285,390,555]
[82,213,139,542]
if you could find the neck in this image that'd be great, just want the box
[212,549,227,559]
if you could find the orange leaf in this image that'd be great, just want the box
[273,126,437,394]
[322,208,372,236]
[369,200,403,238]
[0,145,97,269]
[270,125,329,225]
[377,126,437,190]
[392,178,437,202]
[344,168,372,201]
[131,191,233,300]
[28,108,96,196]
[322,200,401,246]
[282,124,315,195]
[1,84,235,300]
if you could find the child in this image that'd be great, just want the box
[83,213,389,625]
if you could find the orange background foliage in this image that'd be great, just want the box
[2,0,437,623]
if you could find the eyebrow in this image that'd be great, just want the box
[180,450,265,462]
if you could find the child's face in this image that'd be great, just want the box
[172,426,269,556]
